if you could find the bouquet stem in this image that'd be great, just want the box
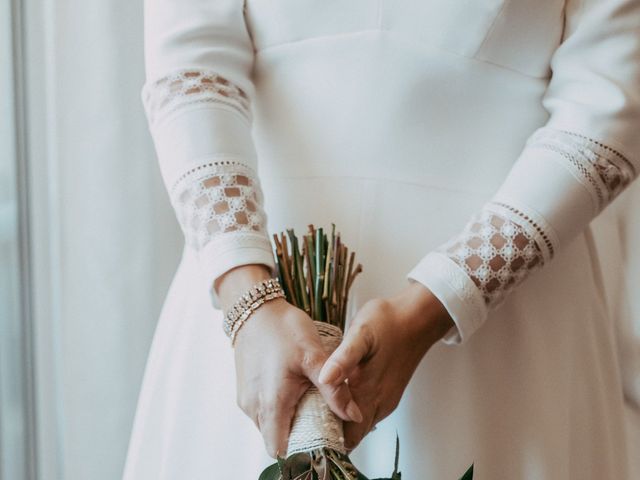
[261,223,473,479]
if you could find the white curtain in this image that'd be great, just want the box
[25,0,182,478]
[22,0,639,478]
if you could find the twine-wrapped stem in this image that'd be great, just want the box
[286,322,346,456]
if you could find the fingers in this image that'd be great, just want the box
[318,323,373,386]
[317,379,364,424]
[300,348,364,423]
[343,412,377,451]
[258,391,297,458]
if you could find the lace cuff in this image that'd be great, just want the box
[408,126,637,345]
[142,69,276,309]
[169,160,276,308]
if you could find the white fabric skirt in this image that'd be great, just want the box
[123,174,631,479]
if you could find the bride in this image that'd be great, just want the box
[123,0,640,478]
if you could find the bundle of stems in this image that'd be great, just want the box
[271,223,362,328]
[259,223,473,480]
[260,224,380,480]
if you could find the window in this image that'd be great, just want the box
[0,0,37,478]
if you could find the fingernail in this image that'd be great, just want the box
[319,362,342,385]
[346,399,363,423]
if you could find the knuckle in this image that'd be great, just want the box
[343,323,373,357]
[364,297,390,315]
[342,339,360,358]
[261,399,277,416]
[236,393,251,414]
[262,389,290,416]
[320,383,342,404]
[348,317,369,337]
[257,408,267,430]
[264,438,276,458]
[301,349,325,373]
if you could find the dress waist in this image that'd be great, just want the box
[253,31,550,195]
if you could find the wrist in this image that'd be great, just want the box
[215,264,274,312]
[390,280,455,346]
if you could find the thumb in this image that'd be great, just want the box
[318,323,373,386]
[300,346,363,423]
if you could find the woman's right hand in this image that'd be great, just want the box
[215,265,363,458]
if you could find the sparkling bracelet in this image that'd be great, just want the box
[223,278,285,346]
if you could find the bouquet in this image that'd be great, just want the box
[259,224,473,480]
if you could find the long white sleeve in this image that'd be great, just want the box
[407,0,640,345]
[141,0,276,309]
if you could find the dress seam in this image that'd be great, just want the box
[255,29,382,55]
[271,173,495,197]
[473,0,513,57]
[255,28,547,80]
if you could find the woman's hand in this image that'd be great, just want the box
[216,264,364,458]
[317,280,455,450]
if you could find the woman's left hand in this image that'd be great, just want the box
[318,280,455,450]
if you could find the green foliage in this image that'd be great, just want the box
[259,448,363,480]
[257,414,473,480]
[258,442,405,480]
[459,464,474,480]
[259,462,281,480]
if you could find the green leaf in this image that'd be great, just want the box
[459,464,474,480]
[259,462,282,480]
[393,434,400,476]
[281,452,312,479]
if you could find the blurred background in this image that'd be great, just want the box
[1,0,639,479]
[1,0,181,478]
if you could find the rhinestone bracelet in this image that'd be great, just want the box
[223,278,285,346]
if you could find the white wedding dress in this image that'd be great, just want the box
[123,0,640,478]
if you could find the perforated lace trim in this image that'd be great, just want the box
[489,201,555,259]
[435,127,636,312]
[438,208,545,307]
[141,69,251,128]
[527,127,636,211]
[169,161,268,251]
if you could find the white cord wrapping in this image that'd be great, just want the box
[286,322,346,456]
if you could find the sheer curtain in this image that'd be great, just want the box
[20,0,182,478]
[7,0,639,478]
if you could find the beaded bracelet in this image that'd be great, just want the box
[223,278,285,346]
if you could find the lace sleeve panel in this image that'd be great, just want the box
[409,126,638,345]
[410,0,640,345]
[169,160,269,251]
[525,127,636,213]
[445,126,635,309]
[142,69,275,307]
[141,70,252,130]
[437,205,546,309]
